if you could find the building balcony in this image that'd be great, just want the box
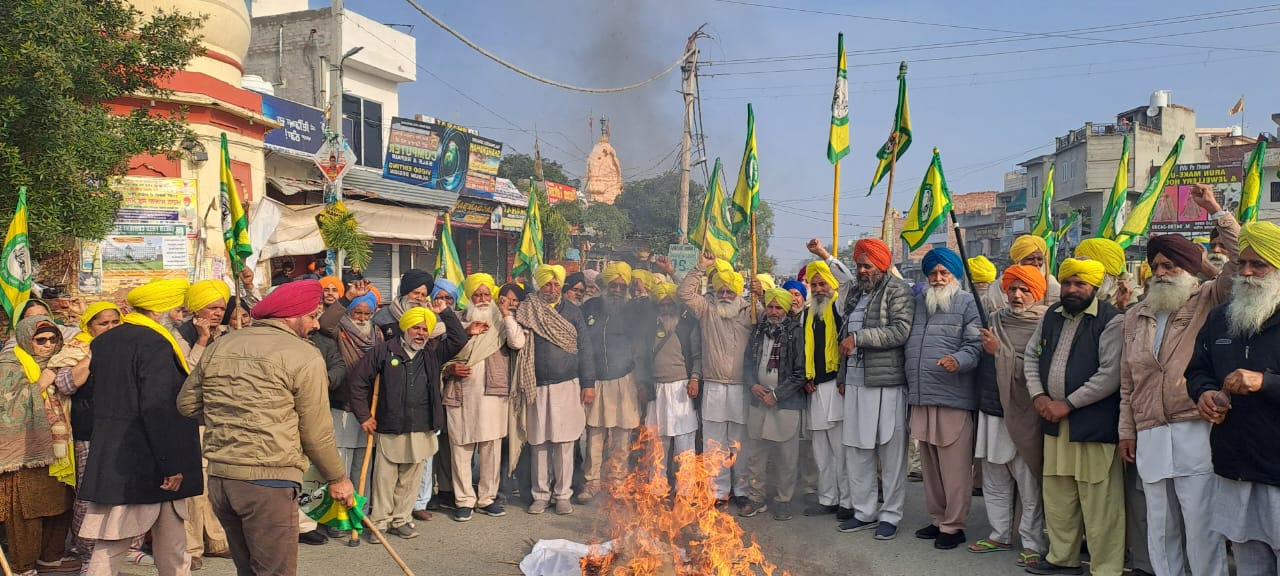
[1056,122,1133,151]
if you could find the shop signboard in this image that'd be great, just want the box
[257,92,353,157]
[465,134,503,194]
[114,176,198,238]
[384,116,505,194]
[79,177,198,294]
[1152,162,1243,238]
[452,198,496,228]
[544,181,578,204]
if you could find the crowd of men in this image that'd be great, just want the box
[4,183,1280,576]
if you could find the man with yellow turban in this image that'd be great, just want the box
[835,238,916,540]
[80,279,203,575]
[991,235,1061,309]
[514,264,596,515]
[1119,184,1234,576]
[1022,258,1126,576]
[678,251,762,509]
[439,273,526,522]
[638,281,702,490]
[346,288,471,540]
[1075,237,1134,311]
[168,279,233,561]
[577,261,649,503]
[1186,220,1280,576]
[967,255,1001,314]
[740,286,807,520]
[970,265,1049,564]
[802,240,856,518]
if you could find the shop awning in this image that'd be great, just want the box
[266,169,459,211]
[255,197,441,261]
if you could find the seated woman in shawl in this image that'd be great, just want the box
[0,316,78,574]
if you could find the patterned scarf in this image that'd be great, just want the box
[337,315,382,369]
[0,317,60,474]
[751,319,789,374]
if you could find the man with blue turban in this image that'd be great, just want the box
[905,247,983,550]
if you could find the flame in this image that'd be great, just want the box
[580,428,788,576]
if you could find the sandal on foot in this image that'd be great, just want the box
[1017,550,1042,567]
[126,551,155,566]
[967,539,1012,553]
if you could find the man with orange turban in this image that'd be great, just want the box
[1022,258,1126,575]
[989,235,1061,309]
[970,265,1048,563]
[835,237,917,540]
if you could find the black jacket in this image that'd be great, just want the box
[78,324,203,504]
[347,308,468,435]
[977,351,1001,417]
[1037,301,1123,443]
[310,330,349,411]
[581,297,641,382]
[743,318,807,411]
[1186,305,1280,487]
[530,300,597,389]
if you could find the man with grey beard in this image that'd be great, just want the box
[801,240,852,519]
[1187,221,1280,576]
[903,247,983,551]
[1206,228,1230,272]
[1119,185,1235,576]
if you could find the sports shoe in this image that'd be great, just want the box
[874,522,898,540]
[1023,559,1084,575]
[386,524,419,539]
[453,507,473,522]
[914,524,941,540]
[738,500,767,518]
[555,500,574,515]
[803,504,838,516]
[528,500,549,515]
[478,501,507,517]
[298,529,329,546]
[837,518,875,533]
[934,530,966,550]
[771,502,794,521]
[36,557,82,573]
[836,507,856,521]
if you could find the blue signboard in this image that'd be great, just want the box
[257,92,353,157]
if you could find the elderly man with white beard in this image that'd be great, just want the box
[441,274,526,522]
[1206,228,1231,272]
[801,239,853,518]
[989,235,1061,309]
[678,251,762,509]
[1187,221,1280,576]
[904,247,984,551]
[1118,187,1235,576]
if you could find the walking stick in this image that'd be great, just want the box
[0,543,13,576]
[359,515,415,575]
[350,375,380,547]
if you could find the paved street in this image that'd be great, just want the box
[120,481,1067,576]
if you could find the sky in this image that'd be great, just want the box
[309,0,1280,273]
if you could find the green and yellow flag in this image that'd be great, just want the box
[1115,135,1185,248]
[1238,138,1267,223]
[435,213,467,305]
[731,104,760,235]
[1057,211,1080,242]
[692,158,738,262]
[899,148,952,252]
[1096,134,1129,239]
[220,133,253,272]
[1,187,33,328]
[1030,165,1057,270]
[304,486,368,534]
[827,33,850,164]
[511,186,543,282]
[868,62,911,195]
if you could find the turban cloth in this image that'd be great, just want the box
[709,259,745,294]
[398,307,438,334]
[1058,258,1106,288]
[1138,262,1153,286]
[756,273,776,292]
[600,261,633,287]
[763,287,792,310]
[1001,265,1047,302]
[127,278,189,313]
[1075,238,1126,276]
[562,272,585,294]
[432,278,460,303]
[1192,237,1211,250]
[534,264,567,288]
[347,292,378,313]
[1010,235,1048,265]
[464,273,497,299]
[1240,221,1280,268]
[318,276,345,299]
[967,256,997,284]
[652,282,678,302]
[186,280,231,313]
[805,260,837,289]
[633,270,657,293]
[76,301,121,343]
[399,268,434,297]
[582,269,600,287]
[922,247,964,279]
[853,239,892,272]
[499,283,527,301]
[252,279,322,320]
[1146,234,1204,275]
[782,279,808,301]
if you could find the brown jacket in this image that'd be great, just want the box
[178,319,346,484]
[1119,213,1239,440]
[677,266,755,386]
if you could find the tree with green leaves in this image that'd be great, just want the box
[0,0,205,256]
[497,152,580,188]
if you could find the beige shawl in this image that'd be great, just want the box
[992,304,1048,473]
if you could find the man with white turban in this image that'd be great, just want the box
[677,251,761,510]
[514,265,596,515]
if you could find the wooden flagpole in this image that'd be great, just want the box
[350,375,381,546]
[832,160,841,258]
[750,210,759,323]
[0,543,13,576]
[358,516,415,575]
[881,132,901,263]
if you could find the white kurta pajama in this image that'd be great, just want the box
[809,375,847,509]
[702,381,750,500]
[975,411,1046,552]
[1136,419,1225,576]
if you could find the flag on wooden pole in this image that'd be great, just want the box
[435,213,466,305]
[1030,165,1057,271]
[731,104,760,235]
[827,33,850,164]
[868,63,911,195]
[512,188,543,282]
[220,133,253,272]
[0,187,32,328]
[692,158,738,262]
[1096,134,1129,239]
[899,148,952,252]
[1115,135,1186,248]
[1239,138,1266,223]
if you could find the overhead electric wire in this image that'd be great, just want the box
[402,0,692,93]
